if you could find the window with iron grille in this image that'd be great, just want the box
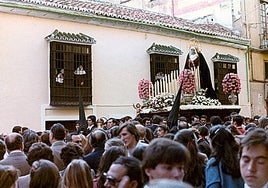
[50,42,92,106]
[212,53,239,104]
[265,61,268,79]
[260,0,268,48]
[214,62,237,105]
[150,54,179,83]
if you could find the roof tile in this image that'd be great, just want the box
[147,43,183,56]
[211,53,239,63]
[3,0,248,41]
[45,29,96,44]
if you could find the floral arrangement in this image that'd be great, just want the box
[222,73,241,94]
[138,79,153,100]
[178,69,196,94]
[191,95,221,106]
[141,93,175,112]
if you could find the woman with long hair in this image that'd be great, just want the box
[63,159,93,188]
[174,129,206,187]
[206,125,244,188]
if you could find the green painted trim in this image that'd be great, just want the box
[245,46,251,103]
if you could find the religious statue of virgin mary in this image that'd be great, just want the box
[184,46,217,99]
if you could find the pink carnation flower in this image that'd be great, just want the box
[178,69,196,94]
[222,73,241,94]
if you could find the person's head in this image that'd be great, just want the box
[49,123,66,143]
[245,123,257,131]
[191,121,202,130]
[60,142,84,167]
[5,132,24,152]
[144,127,154,143]
[156,125,169,138]
[72,134,82,146]
[200,115,207,125]
[210,125,239,154]
[87,115,97,126]
[253,115,260,125]
[22,130,39,154]
[22,127,29,134]
[97,117,108,128]
[209,116,222,126]
[198,126,209,137]
[0,139,6,160]
[174,129,197,154]
[120,116,133,124]
[63,159,93,188]
[108,126,119,138]
[104,137,125,154]
[135,124,146,140]
[191,115,199,123]
[104,156,143,188]
[12,125,22,134]
[177,121,189,130]
[231,114,244,127]
[66,133,83,147]
[142,138,190,183]
[209,125,241,178]
[40,131,51,146]
[106,118,118,129]
[97,146,126,188]
[0,165,19,188]
[178,116,187,122]
[174,129,205,186]
[89,129,107,149]
[30,159,60,188]
[239,128,268,188]
[27,142,54,166]
[258,116,268,130]
[118,122,139,149]
[142,117,151,126]
[132,144,147,161]
[151,115,164,125]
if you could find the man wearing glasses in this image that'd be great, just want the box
[104,156,143,188]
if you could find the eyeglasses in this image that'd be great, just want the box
[103,172,121,186]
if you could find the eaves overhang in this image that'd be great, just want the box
[211,53,240,63]
[147,43,182,56]
[0,0,251,49]
[45,29,96,45]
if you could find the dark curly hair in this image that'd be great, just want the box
[60,142,84,167]
[27,142,54,166]
[23,130,39,154]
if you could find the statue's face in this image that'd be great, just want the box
[190,48,196,55]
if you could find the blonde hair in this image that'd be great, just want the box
[63,159,93,188]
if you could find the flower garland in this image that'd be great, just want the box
[138,79,153,100]
[222,73,241,94]
[178,69,196,94]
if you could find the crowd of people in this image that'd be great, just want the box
[0,113,267,188]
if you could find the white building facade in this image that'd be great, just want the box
[0,0,251,133]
